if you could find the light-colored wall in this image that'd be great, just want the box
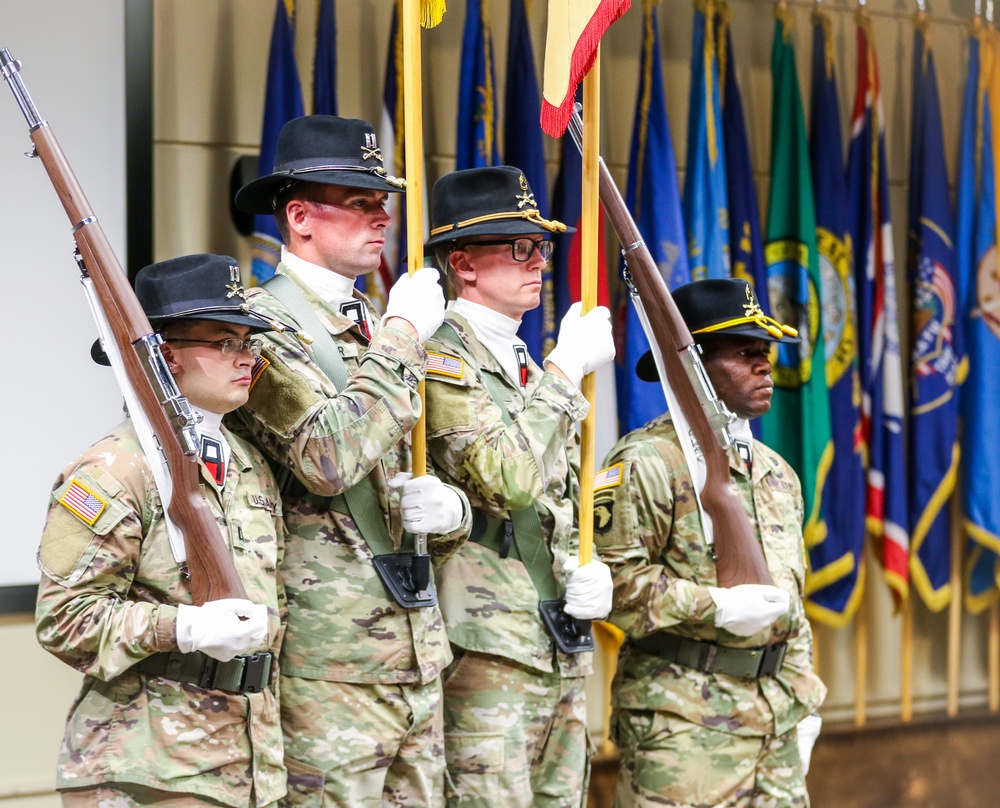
[2,0,988,801]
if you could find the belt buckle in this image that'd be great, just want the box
[239,652,272,693]
[697,642,719,674]
[757,643,787,677]
[197,656,220,689]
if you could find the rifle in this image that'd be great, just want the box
[0,49,247,604]
[567,107,773,587]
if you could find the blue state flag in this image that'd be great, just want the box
[847,13,909,601]
[314,0,337,115]
[456,0,500,170]
[681,0,729,281]
[962,25,1000,613]
[805,5,866,626]
[505,0,553,363]
[907,18,964,612]
[251,0,305,285]
[619,2,690,436]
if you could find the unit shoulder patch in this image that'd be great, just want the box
[248,354,270,393]
[426,351,465,379]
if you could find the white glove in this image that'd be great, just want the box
[383,266,446,343]
[544,302,616,387]
[796,713,822,776]
[176,598,269,662]
[563,557,614,620]
[391,472,465,535]
[708,584,790,636]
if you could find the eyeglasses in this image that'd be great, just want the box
[165,337,264,358]
[460,238,554,263]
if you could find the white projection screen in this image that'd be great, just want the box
[0,2,138,606]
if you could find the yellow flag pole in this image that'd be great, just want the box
[578,56,601,567]
[402,0,427,478]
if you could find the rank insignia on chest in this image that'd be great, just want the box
[594,463,623,490]
[58,479,107,525]
[427,352,464,378]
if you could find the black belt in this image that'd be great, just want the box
[631,633,787,679]
[132,650,274,693]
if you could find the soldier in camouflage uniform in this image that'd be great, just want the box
[594,279,827,807]
[36,254,286,807]
[232,115,471,808]
[422,166,617,807]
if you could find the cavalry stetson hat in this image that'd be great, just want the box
[636,278,799,382]
[425,165,571,247]
[235,115,405,215]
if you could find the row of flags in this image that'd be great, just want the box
[245,1,997,626]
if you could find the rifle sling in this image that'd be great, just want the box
[262,274,395,558]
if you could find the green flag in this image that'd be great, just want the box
[761,5,832,546]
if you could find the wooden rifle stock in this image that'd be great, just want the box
[1,50,246,604]
[567,111,772,587]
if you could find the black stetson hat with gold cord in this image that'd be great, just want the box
[235,115,405,215]
[425,165,572,247]
[636,278,799,382]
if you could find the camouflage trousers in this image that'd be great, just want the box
[61,784,277,807]
[279,674,444,808]
[613,709,808,808]
[442,649,591,808]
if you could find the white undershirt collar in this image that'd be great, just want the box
[282,246,356,307]
[450,298,527,388]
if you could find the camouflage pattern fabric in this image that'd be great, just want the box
[61,784,278,807]
[613,709,808,807]
[231,263,469,685]
[441,650,590,808]
[423,313,593,806]
[35,420,286,808]
[230,264,470,804]
[280,675,444,807]
[594,413,827,803]
[423,313,590,677]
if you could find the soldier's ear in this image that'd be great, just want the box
[449,247,476,284]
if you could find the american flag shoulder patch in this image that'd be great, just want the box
[58,478,108,526]
[248,355,270,393]
[594,463,624,491]
[426,352,464,379]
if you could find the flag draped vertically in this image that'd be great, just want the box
[682,0,729,281]
[250,0,304,285]
[505,0,554,363]
[313,0,337,115]
[847,9,908,602]
[761,4,832,548]
[539,0,631,137]
[619,0,690,436]
[805,4,866,625]
[962,23,1000,612]
[906,14,965,612]
[456,0,500,170]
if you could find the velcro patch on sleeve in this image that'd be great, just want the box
[248,354,270,393]
[594,463,624,491]
[58,478,108,525]
[426,352,465,379]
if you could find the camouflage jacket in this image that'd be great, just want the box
[423,312,592,677]
[231,263,469,685]
[595,414,827,737]
[35,419,286,806]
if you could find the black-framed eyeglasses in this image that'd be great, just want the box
[460,237,554,263]
[165,337,263,358]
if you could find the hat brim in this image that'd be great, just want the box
[635,326,800,382]
[236,169,405,215]
[425,218,575,248]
